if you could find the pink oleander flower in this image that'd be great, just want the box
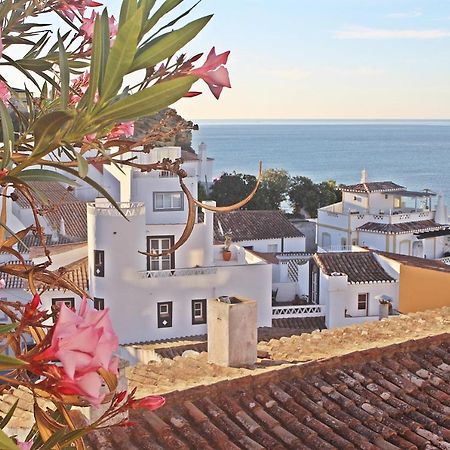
[57,370,105,406]
[40,297,118,380]
[56,0,102,21]
[17,442,33,450]
[80,11,117,41]
[0,81,11,104]
[190,47,231,99]
[69,71,90,105]
[0,278,5,289]
[131,395,165,411]
[83,132,97,142]
[107,122,134,139]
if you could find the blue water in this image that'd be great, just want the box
[191,120,450,204]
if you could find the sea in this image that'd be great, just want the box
[191,120,450,205]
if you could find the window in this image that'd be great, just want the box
[94,298,105,310]
[357,293,368,315]
[267,244,278,253]
[94,250,104,277]
[192,299,207,325]
[321,233,331,249]
[52,298,75,309]
[147,236,175,271]
[157,302,173,328]
[153,192,183,211]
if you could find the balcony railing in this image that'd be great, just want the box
[141,267,217,278]
[272,304,326,318]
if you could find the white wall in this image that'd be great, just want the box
[102,261,271,344]
[321,272,399,329]
[358,232,388,251]
[233,236,305,253]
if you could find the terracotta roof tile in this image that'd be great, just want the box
[214,210,304,242]
[314,251,396,284]
[0,260,31,289]
[15,181,79,208]
[357,219,445,234]
[36,257,88,291]
[85,334,450,449]
[340,181,405,193]
[375,251,450,273]
[43,201,87,240]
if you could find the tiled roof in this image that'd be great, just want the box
[43,201,87,240]
[357,220,445,234]
[214,210,304,242]
[15,181,79,208]
[36,257,88,291]
[0,260,30,289]
[340,181,405,193]
[85,333,450,450]
[376,251,450,273]
[314,251,396,284]
[16,233,81,254]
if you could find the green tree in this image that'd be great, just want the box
[317,180,341,209]
[258,168,290,209]
[288,176,319,217]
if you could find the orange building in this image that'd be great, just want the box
[375,252,450,313]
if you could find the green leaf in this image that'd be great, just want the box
[0,101,15,169]
[95,75,196,124]
[0,322,18,333]
[119,0,138,26]
[14,58,53,71]
[132,15,212,71]
[0,400,18,429]
[15,169,78,186]
[142,0,182,35]
[58,34,69,108]
[0,429,19,450]
[0,354,27,370]
[100,7,144,101]
[31,110,74,156]
[75,153,89,178]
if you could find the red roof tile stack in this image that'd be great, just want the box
[214,210,304,242]
[358,220,445,234]
[340,181,405,193]
[85,334,450,449]
[314,252,396,284]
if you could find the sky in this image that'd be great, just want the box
[151,0,450,120]
[23,0,450,120]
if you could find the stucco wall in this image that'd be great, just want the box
[399,265,450,313]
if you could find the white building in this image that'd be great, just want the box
[317,170,450,258]
[213,210,308,303]
[85,146,272,344]
[310,250,399,329]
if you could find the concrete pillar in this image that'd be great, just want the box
[207,297,257,367]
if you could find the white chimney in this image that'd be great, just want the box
[207,297,257,367]
[360,168,368,184]
[434,194,449,224]
[59,217,66,236]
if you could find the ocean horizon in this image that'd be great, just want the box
[191,120,450,207]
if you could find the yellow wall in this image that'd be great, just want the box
[399,264,450,313]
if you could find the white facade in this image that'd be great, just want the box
[83,145,273,344]
[317,172,450,258]
[317,267,399,329]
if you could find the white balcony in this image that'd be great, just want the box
[272,304,326,319]
[141,267,218,278]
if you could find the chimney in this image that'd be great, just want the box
[59,217,66,236]
[376,294,392,320]
[360,168,368,184]
[434,194,449,225]
[207,297,257,367]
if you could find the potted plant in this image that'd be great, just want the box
[222,232,233,261]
